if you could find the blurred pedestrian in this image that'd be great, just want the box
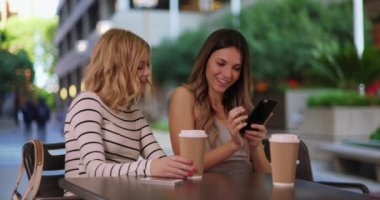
[36,97,50,130]
[13,91,20,126]
[21,99,37,132]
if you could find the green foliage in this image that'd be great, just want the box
[307,90,380,107]
[152,0,373,90]
[0,50,18,93]
[370,127,380,141]
[150,119,169,131]
[0,29,14,50]
[235,0,371,89]
[0,50,34,93]
[309,44,380,89]
[34,86,55,110]
[152,29,208,86]
[4,16,58,75]
[239,0,323,83]
[0,16,56,116]
[39,17,58,75]
[5,17,45,58]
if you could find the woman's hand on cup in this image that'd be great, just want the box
[150,156,197,178]
[227,106,248,149]
[245,124,267,147]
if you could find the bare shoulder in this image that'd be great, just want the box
[170,86,195,111]
[171,86,194,102]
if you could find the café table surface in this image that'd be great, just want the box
[59,172,378,200]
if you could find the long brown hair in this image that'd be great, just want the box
[185,28,253,147]
[84,28,151,110]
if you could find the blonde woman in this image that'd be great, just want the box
[64,29,195,196]
[169,28,271,174]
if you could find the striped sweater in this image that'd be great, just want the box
[64,91,166,181]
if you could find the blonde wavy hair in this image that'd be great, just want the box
[84,28,151,110]
[185,28,254,148]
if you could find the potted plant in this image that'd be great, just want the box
[298,89,380,143]
[294,42,380,162]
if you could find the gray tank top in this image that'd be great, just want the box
[204,119,253,174]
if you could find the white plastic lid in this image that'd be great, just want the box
[269,134,299,143]
[179,130,208,138]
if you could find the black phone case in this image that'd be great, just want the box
[240,99,277,134]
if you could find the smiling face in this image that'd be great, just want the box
[205,47,242,96]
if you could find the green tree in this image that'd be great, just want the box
[0,16,57,115]
[0,49,34,115]
[152,0,373,91]
[152,29,208,86]
[0,29,13,50]
[310,44,380,89]
[0,50,33,93]
[5,16,58,75]
[235,0,371,89]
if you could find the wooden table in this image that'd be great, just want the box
[59,172,378,200]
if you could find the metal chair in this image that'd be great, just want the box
[23,140,81,199]
[262,138,370,194]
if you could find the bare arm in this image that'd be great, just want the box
[250,145,271,173]
[203,141,240,170]
[245,124,271,173]
[170,91,249,170]
[169,87,195,155]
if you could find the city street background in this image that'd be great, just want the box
[1,0,380,199]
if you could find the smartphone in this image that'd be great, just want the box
[240,99,278,134]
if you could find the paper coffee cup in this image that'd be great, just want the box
[271,186,295,200]
[179,130,207,179]
[269,134,300,187]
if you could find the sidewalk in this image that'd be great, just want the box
[0,118,65,199]
[0,119,379,199]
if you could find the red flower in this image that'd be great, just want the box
[366,80,380,96]
[255,81,269,93]
[288,79,299,88]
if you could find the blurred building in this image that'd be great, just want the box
[53,0,380,111]
[54,0,256,110]
[1,0,59,27]
[365,0,380,48]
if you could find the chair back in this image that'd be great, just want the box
[262,138,314,181]
[23,141,66,198]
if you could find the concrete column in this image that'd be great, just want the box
[231,0,241,28]
[71,30,77,49]
[99,0,110,19]
[199,0,212,11]
[116,0,130,12]
[82,13,91,37]
[353,0,364,58]
[169,0,179,38]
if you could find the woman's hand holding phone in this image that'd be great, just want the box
[227,99,276,149]
[226,106,247,149]
[240,99,277,134]
[245,124,267,147]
